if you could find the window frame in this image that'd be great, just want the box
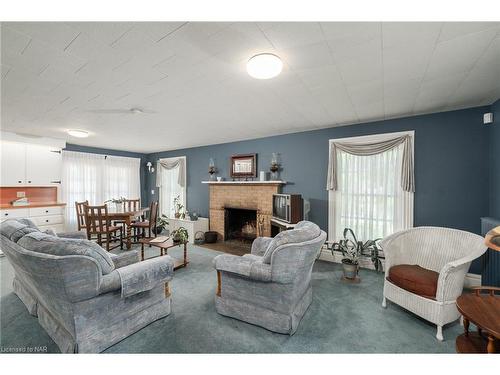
[158,156,187,218]
[328,130,415,242]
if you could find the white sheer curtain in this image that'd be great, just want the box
[329,132,414,242]
[62,151,141,230]
[157,156,186,218]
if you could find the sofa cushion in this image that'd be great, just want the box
[388,264,439,299]
[0,219,39,243]
[262,221,321,264]
[17,231,115,275]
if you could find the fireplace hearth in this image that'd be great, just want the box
[224,207,257,242]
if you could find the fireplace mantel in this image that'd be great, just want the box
[202,181,286,185]
[207,180,282,240]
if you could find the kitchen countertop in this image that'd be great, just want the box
[0,202,66,209]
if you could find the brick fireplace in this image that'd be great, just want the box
[207,182,283,240]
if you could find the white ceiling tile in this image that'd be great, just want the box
[281,41,334,70]
[439,22,500,42]
[262,23,324,49]
[382,22,442,48]
[320,22,380,48]
[4,22,80,51]
[425,28,499,80]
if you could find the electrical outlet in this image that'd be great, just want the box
[17,191,26,198]
[151,190,155,195]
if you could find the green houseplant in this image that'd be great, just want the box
[332,228,383,280]
[154,214,169,235]
[172,227,189,243]
[173,195,185,219]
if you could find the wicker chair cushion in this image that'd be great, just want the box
[388,264,439,299]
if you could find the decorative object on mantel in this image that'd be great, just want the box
[230,153,257,180]
[173,195,185,219]
[189,211,199,221]
[259,170,267,181]
[217,177,223,182]
[270,152,281,181]
[330,228,383,282]
[208,158,217,181]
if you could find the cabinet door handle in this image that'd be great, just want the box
[28,181,32,183]
[45,210,49,213]
[45,219,49,223]
[50,180,61,184]
[4,213,8,216]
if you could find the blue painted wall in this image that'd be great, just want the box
[490,99,500,218]
[145,105,491,239]
[64,143,148,203]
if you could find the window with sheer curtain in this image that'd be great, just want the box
[328,132,414,242]
[61,151,141,230]
[157,156,186,218]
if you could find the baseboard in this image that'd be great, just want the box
[319,246,482,287]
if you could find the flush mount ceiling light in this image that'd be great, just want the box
[67,129,89,138]
[247,53,283,79]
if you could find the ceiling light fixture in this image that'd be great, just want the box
[67,129,89,138]
[247,53,283,79]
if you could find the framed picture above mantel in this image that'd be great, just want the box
[230,153,257,179]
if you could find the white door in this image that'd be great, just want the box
[0,141,27,186]
[26,144,62,186]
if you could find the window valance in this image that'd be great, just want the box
[156,157,186,188]
[326,134,415,192]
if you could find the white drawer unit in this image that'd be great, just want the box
[31,214,64,227]
[29,206,64,217]
[0,208,30,219]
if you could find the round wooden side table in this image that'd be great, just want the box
[455,288,500,354]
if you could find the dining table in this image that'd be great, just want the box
[106,206,149,249]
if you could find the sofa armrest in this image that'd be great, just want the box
[251,237,273,256]
[109,250,140,269]
[115,256,174,298]
[57,231,87,239]
[213,254,271,282]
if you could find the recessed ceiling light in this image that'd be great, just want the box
[67,129,89,138]
[247,53,283,79]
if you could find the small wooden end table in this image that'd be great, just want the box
[139,237,188,270]
[456,287,500,354]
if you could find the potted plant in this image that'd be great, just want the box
[154,214,169,235]
[173,195,184,219]
[172,227,189,243]
[332,228,383,280]
[104,196,126,211]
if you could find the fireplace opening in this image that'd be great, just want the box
[224,207,257,242]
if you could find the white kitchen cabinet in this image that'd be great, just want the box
[25,144,62,186]
[0,141,27,186]
[168,217,209,244]
[0,140,62,187]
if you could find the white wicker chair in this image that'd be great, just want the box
[380,227,487,341]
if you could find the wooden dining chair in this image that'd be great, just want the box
[84,204,123,251]
[75,200,89,231]
[131,201,158,241]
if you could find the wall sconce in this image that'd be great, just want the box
[146,161,155,173]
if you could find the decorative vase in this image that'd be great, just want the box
[153,226,163,235]
[270,152,280,181]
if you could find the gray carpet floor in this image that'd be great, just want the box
[0,244,462,353]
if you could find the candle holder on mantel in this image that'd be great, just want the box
[270,152,281,181]
[208,158,217,181]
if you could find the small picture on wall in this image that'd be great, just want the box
[230,154,257,178]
